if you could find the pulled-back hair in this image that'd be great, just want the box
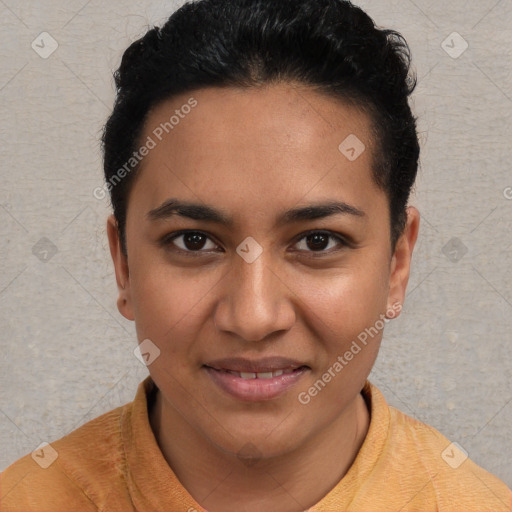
[102,0,419,253]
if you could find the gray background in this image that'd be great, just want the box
[0,0,511,489]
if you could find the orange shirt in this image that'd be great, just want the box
[1,376,510,511]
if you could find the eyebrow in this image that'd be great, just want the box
[147,198,365,228]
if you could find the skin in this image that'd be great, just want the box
[107,82,420,512]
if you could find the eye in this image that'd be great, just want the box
[293,230,348,254]
[161,230,221,254]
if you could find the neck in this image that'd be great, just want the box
[149,388,370,512]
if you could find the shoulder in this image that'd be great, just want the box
[387,404,512,511]
[0,403,132,512]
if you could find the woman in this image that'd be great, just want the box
[1,0,510,510]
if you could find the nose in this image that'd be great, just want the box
[213,249,296,342]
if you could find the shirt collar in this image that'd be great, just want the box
[122,375,201,510]
[310,379,391,510]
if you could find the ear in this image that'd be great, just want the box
[386,206,420,318]
[107,214,135,321]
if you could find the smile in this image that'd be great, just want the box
[203,363,309,401]
[218,368,299,379]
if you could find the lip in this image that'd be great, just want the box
[203,357,310,402]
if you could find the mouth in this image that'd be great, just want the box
[205,367,307,380]
[202,357,310,401]
[203,356,309,374]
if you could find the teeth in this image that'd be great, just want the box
[230,369,292,379]
[215,367,305,379]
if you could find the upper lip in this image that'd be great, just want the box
[203,357,309,373]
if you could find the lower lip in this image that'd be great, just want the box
[203,366,309,402]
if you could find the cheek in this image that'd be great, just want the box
[129,260,221,347]
[290,259,390,339]
[293,267,387,415]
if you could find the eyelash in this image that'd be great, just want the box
[160,229,350,257]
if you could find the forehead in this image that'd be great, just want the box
[129,83,385,227]
[141,82,375,160]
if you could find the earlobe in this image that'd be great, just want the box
[106,214,135,321]
[386,206,420,317]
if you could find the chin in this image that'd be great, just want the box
[210,421,304,462]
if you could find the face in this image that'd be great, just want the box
[108,82,419,460]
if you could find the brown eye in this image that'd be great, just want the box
[294,231,347,254]
[305,232,329,251]
[163,231,220,253]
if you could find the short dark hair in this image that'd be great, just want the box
[102,0,419,254]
